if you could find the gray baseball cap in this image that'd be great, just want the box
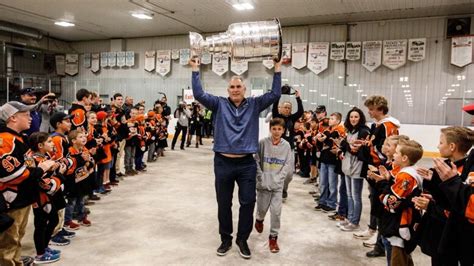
[0,101,35,121]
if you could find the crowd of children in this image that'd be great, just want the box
[0,88,169,265]
[1,88,473,265]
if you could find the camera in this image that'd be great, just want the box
[281,84,295,95]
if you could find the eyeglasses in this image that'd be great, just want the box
[229,85,242,89]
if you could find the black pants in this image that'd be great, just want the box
[33,207,60,255]
[110,147,118,182]
[171,124,187,149]
[214,153,257,242]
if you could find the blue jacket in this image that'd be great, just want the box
[192,71,281,154]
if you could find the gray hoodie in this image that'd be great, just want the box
[255,137,292,191]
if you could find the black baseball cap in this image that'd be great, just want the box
[315,105,326,113]
[19,87,37,95]
[50,112,73,128]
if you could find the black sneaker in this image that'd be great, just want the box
[236,239,251,259]
[366,248,385,258]
[59,228,76,239]
[314,204,326,211]
[322,205,336,213]
[21,256,34,266]
[216,240,232,256]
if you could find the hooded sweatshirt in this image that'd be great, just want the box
[255,137,291,191]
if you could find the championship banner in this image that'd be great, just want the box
[91,53,100,73]
[183,89,194,104]
[116,51,126,67]
[144,51,156,72]
[100,52,108,67]
[281,44,292,64]
[55,55,65,76]
[362,41,382,72]
[65,54,79,76]
[307,42,329,75]
[345,42,361,61]
[291,43,307,69]
[108,52,116,67]
[156,50,171,76]
[212,54,229,76]
[171,49,180,60]
[330,42,345,61]
[179,49,191,65]
[201,51,212,65]
[408,38,426,62]
[125,51,135,67]
[383,39,407,70]
[83,53,91,68]
[262,59,274,69]
[451,36,472,67]
[231,59,248,75]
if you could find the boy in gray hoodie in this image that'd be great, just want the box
[254,118,292,253]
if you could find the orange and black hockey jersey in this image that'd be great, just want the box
[64,146,95,197]
[0,126,44,210]
[69,103,88,132]
[51,132,70,160]
[365,116,400,166]
[29,152,66,213]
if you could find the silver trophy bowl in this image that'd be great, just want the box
[190,18,282,61]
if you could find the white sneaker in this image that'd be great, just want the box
[353,227,375,240]
[336,219,349,228]
[362,233,378,248]
[341,223,360,232]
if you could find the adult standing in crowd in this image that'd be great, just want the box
[190,57,281,259]
[19,87,56,136]
[271,88,304,200]
[171,101,191,150]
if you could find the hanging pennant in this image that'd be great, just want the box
[292,43,307,69]
[171,49,180,60]
[183,89,194,104]
[83,53,91,68]
[330,42,345,61]
[383,39,407,70]
[108,52,117,67]
[345,42,361,61]
[231,59,248,75]
[65,54,79,76]
[362,41,382,72]
[55,55,65,76]
[212,54,229,76]
[407,38,426,62]
[100,52,108,67]
[91,53,100,73]
[125,51,135,67]
[156,50,171,76]
[201,51,212,65]
[307,42,329,75]
[281,44,292,64]
[179,49,191,65]
[451,36,472,67]
[145,51,156,72]
[263,59,274,69]
[116,51,126,67]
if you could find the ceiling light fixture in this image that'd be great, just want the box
[54,21,75,27]
[132,13,153,20]
[233,2,254,10]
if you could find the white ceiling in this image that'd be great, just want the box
[0,0,473,41]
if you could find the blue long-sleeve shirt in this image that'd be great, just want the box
[192,71,281,154]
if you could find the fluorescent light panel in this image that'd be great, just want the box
[132,13,153,19]
[55,21,75,27]
[233,3,254,10]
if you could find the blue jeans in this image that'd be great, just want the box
[319,163,338,209]
[337,174,348,217]
[381,236,392,266]
[65,196,85,222]
[214,153,257,242]
[345,175,364,225]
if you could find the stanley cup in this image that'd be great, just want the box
[189,18,282,61]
